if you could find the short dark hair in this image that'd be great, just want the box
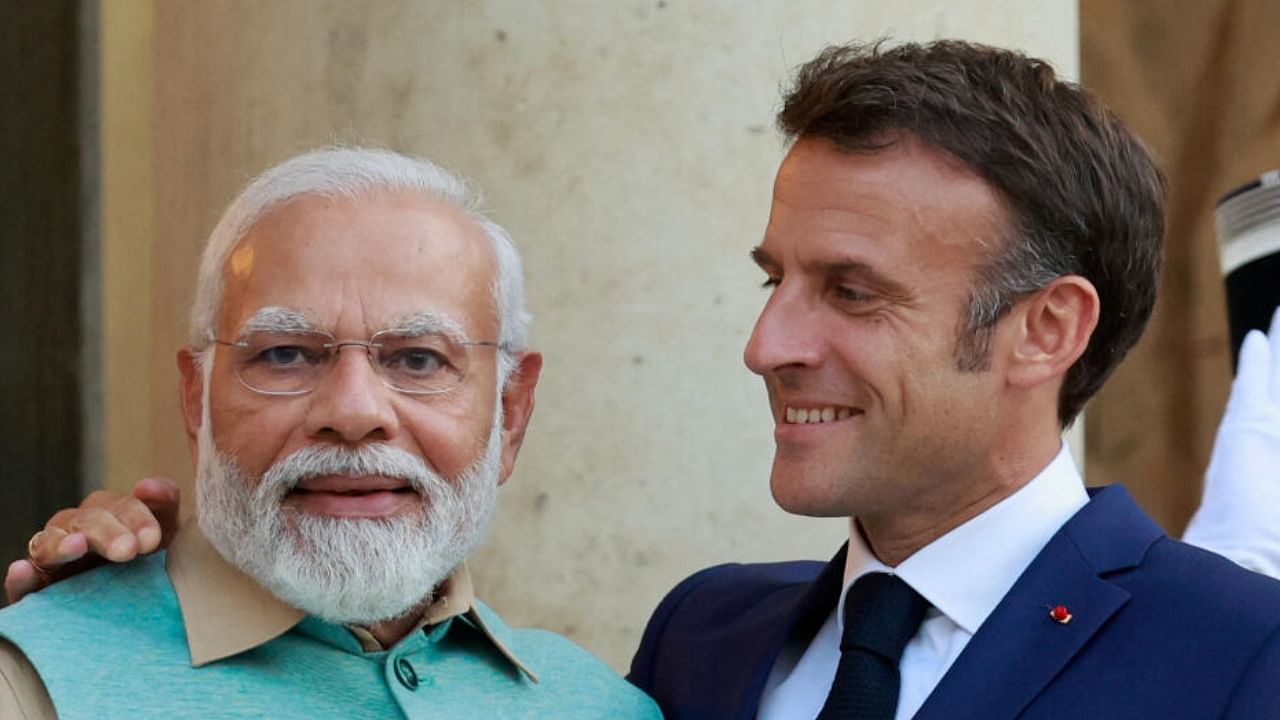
[778,40,1165,426]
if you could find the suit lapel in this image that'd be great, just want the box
[913,486,1163,720]
[912,533,1130,720]
[722,545,849,720]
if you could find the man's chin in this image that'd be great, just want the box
[195,414,504,628]
[300,592,430,627]
[769,470,861,518]
[259,537,439,626]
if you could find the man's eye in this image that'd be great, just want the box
[384,348,448,375]
[835,286,874,303]
[255,345,316,367]
[760,277,781,290]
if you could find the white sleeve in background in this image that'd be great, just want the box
[1183,308,1280,578]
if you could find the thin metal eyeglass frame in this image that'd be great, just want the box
[209,329,505,397]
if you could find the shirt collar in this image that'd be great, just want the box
[840,443,1088,634]
[165,522,535,681]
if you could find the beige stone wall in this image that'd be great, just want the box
[101,0,1077,670]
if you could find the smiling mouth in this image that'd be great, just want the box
[783,405,859,424]
[289,487,417,497]
[283,475,421,517]
[290,474,414,494]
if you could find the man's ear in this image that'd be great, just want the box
[497,350,543,485]
[1006,275,1100,389]
[177,347,205,454]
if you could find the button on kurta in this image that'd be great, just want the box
[394,657,420,690]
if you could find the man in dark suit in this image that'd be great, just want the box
[627,40,1280,719]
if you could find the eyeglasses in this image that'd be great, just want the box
[212,329,504,396]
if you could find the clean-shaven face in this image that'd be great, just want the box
[745,135,1013,526]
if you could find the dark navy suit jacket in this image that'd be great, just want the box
[629,486,1280,719]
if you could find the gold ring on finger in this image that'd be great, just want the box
[26,530,55,575]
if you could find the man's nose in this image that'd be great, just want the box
[304,346,399,443]
[743,284,825,376]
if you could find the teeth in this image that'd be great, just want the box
[783,405,855,424]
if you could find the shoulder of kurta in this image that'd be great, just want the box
[0,636,57,720]
[491,626,661,715]
[467,602,660,716]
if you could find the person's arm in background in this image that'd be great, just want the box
[1183,308,1280,576]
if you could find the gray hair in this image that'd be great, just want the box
[189,146,531,385]
[954,219,1078,373]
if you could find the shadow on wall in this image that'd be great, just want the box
[0,1,97,587]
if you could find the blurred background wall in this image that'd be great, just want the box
[4,0,1275,672]
[1080,0,1280,538]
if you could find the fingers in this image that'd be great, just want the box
[24,526,90,574]
[47,504,141,563]
[1269,307,1280,402]
[1230,331,1269,412]
[131,478,181,550]
[5,481,176,604]
[7,529,88,604]
[83,487,175,556]
[4,560,48,605]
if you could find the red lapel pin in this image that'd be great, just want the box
[1049,604,1073,624]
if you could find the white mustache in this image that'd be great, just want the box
[259,444,440,498]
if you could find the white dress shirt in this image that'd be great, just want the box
[757,444,1088,720]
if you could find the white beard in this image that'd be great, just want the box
[196,407,501,626]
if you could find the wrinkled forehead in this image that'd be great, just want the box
[217,191,499,340]
[768,135,1013,261]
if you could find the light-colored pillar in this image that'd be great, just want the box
[102,0,1078,670]
[100,0,154,492]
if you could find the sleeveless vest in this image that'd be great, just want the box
[0,553,659,719]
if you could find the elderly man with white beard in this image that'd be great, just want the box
[0,148,661,719]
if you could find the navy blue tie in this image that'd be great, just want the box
[817,573,930,720]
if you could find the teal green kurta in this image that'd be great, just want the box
[0,536,660,719]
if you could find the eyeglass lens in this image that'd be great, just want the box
[228,330,471,395]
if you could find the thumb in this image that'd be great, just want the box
[1229,330,1270,413]
[132,477,182,549]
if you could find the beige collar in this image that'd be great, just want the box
[165,523,536,681]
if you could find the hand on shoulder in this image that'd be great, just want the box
[4,478,181,605]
